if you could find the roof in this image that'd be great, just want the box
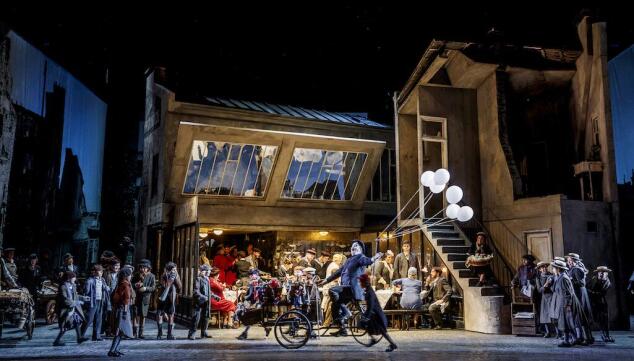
[194,96,390,129]
[398,39,581,106]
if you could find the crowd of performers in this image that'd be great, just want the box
[511,253,615,347]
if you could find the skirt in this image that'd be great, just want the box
[115,306,133,338]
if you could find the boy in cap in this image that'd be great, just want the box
[82,264,110,341]
[535,261,555,338]
[132,259,156,339]
[550,259,585,347]
[566,253,594,344]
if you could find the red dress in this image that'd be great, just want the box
[210,277,236,313]
[224,255,237,286]
[213,255,228,283]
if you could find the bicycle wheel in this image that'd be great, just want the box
[274,310,312,349]
[350,311,382,347]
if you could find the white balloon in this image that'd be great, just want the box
[457,206,474,222]
[420,171,435,187]
[445,204,460,219]
[434,168,450,185]
[445,185,464,204]
[430,183,445,194]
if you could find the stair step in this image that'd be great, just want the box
[431,231,461,238]
[426,224,455,231]
[453,261,467,269]
[441,246,470,254]
[447,254,468,261]
[436,239,465,246]
[458,269,477,278]
[481,287,505,297]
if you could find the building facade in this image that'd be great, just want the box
[395,17,625,332]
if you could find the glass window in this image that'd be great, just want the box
[182,141,277,197]
[422,120,443,138]
[366,148,396,202]
[282,148,366,201]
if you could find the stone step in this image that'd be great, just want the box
[453,261,467,269]
[431,231,461,239]
[436,239,465,246]
[441,246,470,254]
[481,287,505,297]
[458,269,477,278]
[447,253,468,262]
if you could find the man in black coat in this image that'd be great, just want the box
[588,266,614,343]
[188,264,219,340]
[19,254,42,301]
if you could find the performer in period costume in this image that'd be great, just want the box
[57,253,79,282]
[566,253,594,344]
[422,266,452,329]
[103,257,121,337]
[108,267,133,357]
[157,262,182,340]
[321,253,343,328]
[188,264,218,340]
[359,273,397,352]
[82,264,110,341]
[588,266,614,343]
[210,266,237,328]
[53,271,89,346]
[374,250,395,290]
[535,261,555,337]
[392,266,423,310]
[319,240,382,336]
[550,259,586,347]
[236,269,264,340]
[132,259,156,339]
[19,254,42,302]
[393,241,419,280]
[511,254,537,294]
[467,232,494,287]
[314,250,331,280]
[298,248,317,268]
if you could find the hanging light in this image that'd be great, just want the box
[198,232,208,239]
[213,229,223,236]
[318,231,329,236]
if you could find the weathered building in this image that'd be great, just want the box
[395,16,625,332]
[138,69,395,314]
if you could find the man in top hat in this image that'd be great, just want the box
[319,240,382,336]
[588,266,614,342]
[58,253,79,281]
[550,259,585,347]
[132,259,156,339]
[566,253,594,344]
[535,261,556,338]
[393,240,420,281]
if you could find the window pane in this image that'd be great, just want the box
[423,120,443,138]
[282,148,366,201]
[182,141,277,197]
[345,153,367,200]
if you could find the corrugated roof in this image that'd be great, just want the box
[201,96,390,129]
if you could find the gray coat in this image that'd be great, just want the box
[83,276,110,309]
[535,272,554,324]
[132,272,156,306]
[550,273,582,331]
[192,275,212,315]
[567,265,593,323]
[393,252,419,280]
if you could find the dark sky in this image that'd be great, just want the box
[2,3,633,128]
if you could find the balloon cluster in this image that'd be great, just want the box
[420,168,473,222]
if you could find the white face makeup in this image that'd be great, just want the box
[351,243,362,256]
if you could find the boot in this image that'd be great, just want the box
[108,335,121,357]
[138,326,145,339]
[237,327,249,340]
[156,323,163,340]
[188,329,196,340]
[53,330,66,346]
[75,327,89,344]
[542,324,551,338]
[132,326,138,339]
[167,323,175,340]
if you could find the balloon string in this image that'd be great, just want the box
[374,186,421,242]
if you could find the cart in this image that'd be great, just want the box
[0,288,35,340]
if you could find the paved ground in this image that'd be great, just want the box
[1,320,633,360]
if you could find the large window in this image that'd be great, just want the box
[183,141,278,197]
[281,148,367,201]
[367,148,396,202]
